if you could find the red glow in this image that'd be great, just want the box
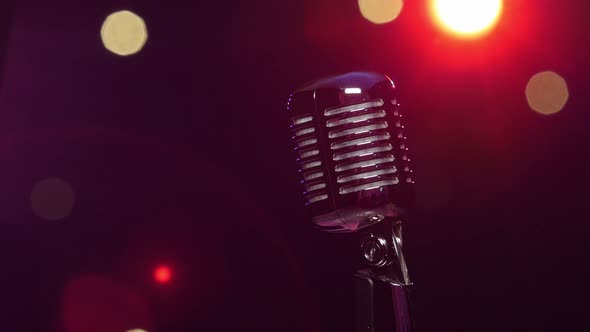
[62,275,152,332]
[154,265,172,284]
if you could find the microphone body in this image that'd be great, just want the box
[288,72,414,233]
[288,72,415,332]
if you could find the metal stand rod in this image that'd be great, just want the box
[356,220,413,332]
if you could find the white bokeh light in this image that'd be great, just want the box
[526,71,569,115]
[358,0,404,24]
[430,0,503,37]
[101,10,148,56]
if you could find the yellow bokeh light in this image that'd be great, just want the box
[430,0,502,37]
[358,0,404,24]
[31,178,75,221]
[127,329,148,332]
[101,10,148,56]
[526,71,569,116]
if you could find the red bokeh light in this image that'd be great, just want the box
[154,265,172,284]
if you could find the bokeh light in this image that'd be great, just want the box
[430,0,503,37]
[127,329,148,332]
[154,265,172,284]
[358,0,404,24]
[101,10,148,56]
[526,71,569,115]
[62,275,151,332]
[31,177,75,221]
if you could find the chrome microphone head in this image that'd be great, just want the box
[288,72,414,233]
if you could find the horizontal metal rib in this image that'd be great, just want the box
[308,194,328,203]
[305,182,326,192]
[292,115,313,125]
[296,138,317,148]
[324,99,384,117]
[326,110,386,128]
[303,171,324,181]
[339,178,399,195]
[299,149,319,159]
[331,133,390,150]
[294,127,315,136]
[333,144,392,161]
[301,160,322,170]
[337,167,397,184]
[336,155,395,172]
[329,122,388,139]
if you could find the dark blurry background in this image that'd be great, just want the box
[0,0,589,331]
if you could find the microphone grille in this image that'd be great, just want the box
[291,114,330,205]
[288,72,414,232]
[325,98,401,195]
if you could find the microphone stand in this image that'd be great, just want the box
[355,219,413,332]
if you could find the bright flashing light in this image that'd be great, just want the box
[154,265,172,284]
[345,87,362,94]
[430,0,503,38]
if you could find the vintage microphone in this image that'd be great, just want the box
[287,71,414,332]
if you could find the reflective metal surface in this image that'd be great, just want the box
[288,72,415,331]
[362,235,391,267]
[287,71,414,233]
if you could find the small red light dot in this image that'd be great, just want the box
[154,265,172,284]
